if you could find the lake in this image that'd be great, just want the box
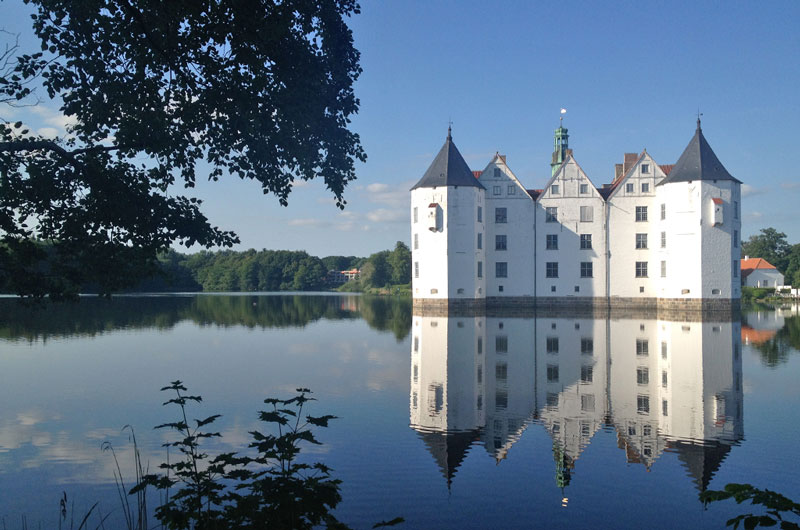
[1,294,799,528]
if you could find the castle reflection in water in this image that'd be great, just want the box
[409,311,743,492]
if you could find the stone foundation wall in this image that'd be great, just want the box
[412,296,741,321]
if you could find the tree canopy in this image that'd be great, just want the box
[0,0,365,298]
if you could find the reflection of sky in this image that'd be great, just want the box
[1,297,799,529]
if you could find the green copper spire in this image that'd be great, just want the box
[551,115,570,176]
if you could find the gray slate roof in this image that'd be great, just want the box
[658,120,741,185]
[411,129,485,190]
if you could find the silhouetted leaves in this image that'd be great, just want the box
[701,483,800,530]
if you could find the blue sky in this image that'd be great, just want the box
[2,1,799,257]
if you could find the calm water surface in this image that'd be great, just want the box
[1,294,799,528]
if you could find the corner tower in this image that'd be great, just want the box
[411,128,485,308]
[656,119,742,308]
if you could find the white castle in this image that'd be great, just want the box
[410,119,742,311]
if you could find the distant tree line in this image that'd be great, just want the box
[742,228,800,287]
[128,241,411,293]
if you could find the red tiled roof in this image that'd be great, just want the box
[712,197,723,204]
[527,189,543,200]
[741,258,777,271]
[472,170,482,179]
[741,326,777,345]
[660,164,674,175]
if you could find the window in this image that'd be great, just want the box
[661,260,666,278]
[637,367,649,385]
[641,182,650,193]
[581,262,593,278]
[546,234,558,250]
[641,163,650,174]
[581,365,593,383]
[636,339,649,356]
[626,183,634,193]
[581,394,595,412]
[477,261,483,278]
[637,395,650,414]
[496,336,508,353]
[660,231,666,248]
[414,233,418,249]
[413,207,418,223]
[546,336,559,353]
[496,234,507,250]
[734,200,739,219]
[493,185,501,196]
[477,206,482,223]
[580,205,593,222]
[496,362,508,380]
[496,390,507,410]
[660,203,666,220]
[495,207,507,223]
[547,364,559,382]
[581,338,593,354]
[580,183,588,194]
[494,167,501,178]
[662,400,668,417]
[733,260,739,278]
[507,185,516,195]
[495,262,507,278]
[546,262,559,278]
[636,233,648,249]
[636,261,648,278]
[636,206,648,222]
[414,262,419,278]
[662,371,668,387]
[546,393,559,407]
[661,341,667,359]
[478,337,483,354]
[551,184,560,195]
[414,337,419,352]
[580,234,592,249]
[477,232,482,249]
[734,229,739,248]
[545,207,558,223]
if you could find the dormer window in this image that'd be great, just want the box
[428,203,441,231]
[494,168,501,178]
[641,164,650,174]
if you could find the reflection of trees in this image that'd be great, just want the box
[745,314,800,368]
[0,295,412,341]
[357,296,412,341]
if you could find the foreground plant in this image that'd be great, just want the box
[701,483,800,529]
[132,381,355,529]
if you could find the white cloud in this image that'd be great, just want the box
[36,127,60,139]
[741,184,768,197]
[359,181,411,208]
[366,183,389,193]
[746,211,763,220]
[366,208,407,223]
[288,218,324,227]
[780,181,800,190]
[30,105,78,135]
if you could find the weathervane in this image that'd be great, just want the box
[696,109,703,130]
[447,118,453,139]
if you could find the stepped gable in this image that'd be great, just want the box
[659,120,741,185]
[411,128,485,190]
